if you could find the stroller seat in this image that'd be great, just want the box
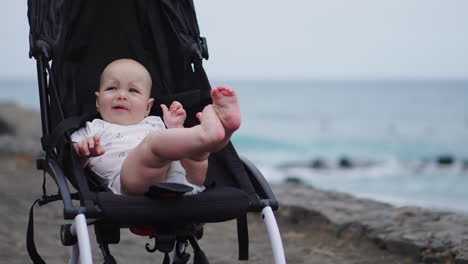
[95,186,250,225]
[26,0,285,263]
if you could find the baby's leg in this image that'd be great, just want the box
[179,86,241,187]
[120,86,241,195]
[120,107,225,195]
[120,142,171,195]
[181,159,208,187]
[181,152,210,187]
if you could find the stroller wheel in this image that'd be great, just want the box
[60,224,77,246]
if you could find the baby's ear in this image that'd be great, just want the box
[146,98,154,115]
[95,92,100,111]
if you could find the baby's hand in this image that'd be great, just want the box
[73,135,105,166]
[161,101,186,128]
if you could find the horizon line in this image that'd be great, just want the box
[1,75,468,83]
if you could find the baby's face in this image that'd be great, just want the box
[96,59,154,125]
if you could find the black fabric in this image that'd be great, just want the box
[41,114,90,152]
[163,253,170,264]
[146,183,194,198]
[48,0,211,128]
[27,0,256,194]
[237,215,249,260]
[96,187,250,225]
[28,0,65,58]
[26,199,46,264]
[95,222,120,245]
[206,143,257,196]
[65,142,95,204]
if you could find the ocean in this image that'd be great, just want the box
[2,78,468,214]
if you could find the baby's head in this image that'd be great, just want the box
[96,59,154,125]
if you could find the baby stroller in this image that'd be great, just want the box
[26,0,285,263]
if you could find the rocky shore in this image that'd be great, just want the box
[1,102,467,263]
[274,183,468,264]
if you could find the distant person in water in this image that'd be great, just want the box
[71,59,241,195]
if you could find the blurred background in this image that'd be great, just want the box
[2,1,468,214]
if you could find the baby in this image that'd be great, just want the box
[71,59,241,195]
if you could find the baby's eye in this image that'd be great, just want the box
[105,87,116,91]
[129,88,140,93]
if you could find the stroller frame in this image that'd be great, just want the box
[27,1,285,263]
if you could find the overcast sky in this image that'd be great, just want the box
[2,0,468,80]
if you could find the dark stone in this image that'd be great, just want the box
[338,157,353,168]
[309,158,328,169]
[437,155,454,166]
[284,176,303,184]
[0,117,14,135]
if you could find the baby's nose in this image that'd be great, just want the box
[117,90,128,99]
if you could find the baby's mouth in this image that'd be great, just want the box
[113,105,128,111]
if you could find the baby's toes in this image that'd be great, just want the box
[170,101,181,110]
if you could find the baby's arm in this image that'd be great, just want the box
[72,135,105,167]
[161,101,187,128]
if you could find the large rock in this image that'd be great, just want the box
[273,183,468,263]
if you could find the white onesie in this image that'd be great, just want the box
[71,116,202,194]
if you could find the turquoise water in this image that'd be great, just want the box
[218,79,468,214]
[2,78,468,214]
[223,80,468,160]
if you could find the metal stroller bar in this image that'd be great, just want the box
[69,214,93,264]
[37,153,95,218]
[241,156,286,264]
[262,207,286,264]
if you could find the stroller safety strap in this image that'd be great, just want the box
[26,199,46,264]
[237,214,249,260]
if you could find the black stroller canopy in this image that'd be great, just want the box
[30,0,210,124]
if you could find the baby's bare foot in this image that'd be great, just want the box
[211,86,241,133]
[197,105,226,145]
